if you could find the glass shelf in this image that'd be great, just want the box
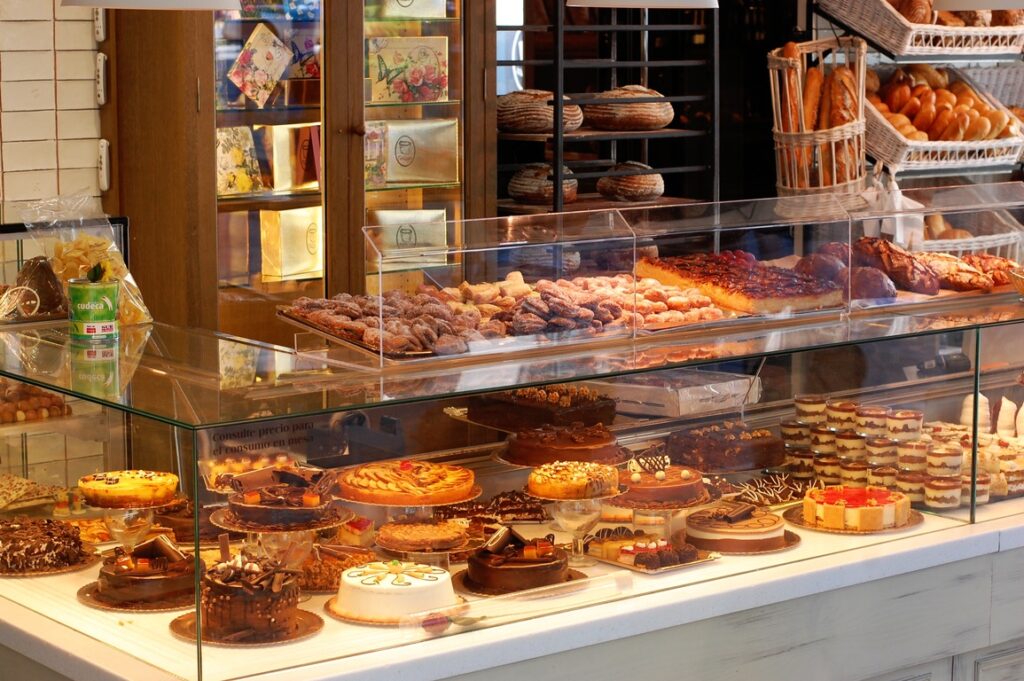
[366,99,461,109]
[365,181,462,193]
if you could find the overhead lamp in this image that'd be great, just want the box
[566,1,718,8]
[61,0,239,9]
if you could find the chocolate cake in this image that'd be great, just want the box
[466,528,568,594]
[505,422,621,466]
[155,499,233,543]
[0,517,83,572]
[468,384,616,430]
[200,553,301,641]
[1,257,67,320]
[666,421,785,473]
[227,468,337,528]
[96,535,198,604]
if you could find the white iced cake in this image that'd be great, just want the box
[330,560,458,625]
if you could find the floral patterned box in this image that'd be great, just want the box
[227,23,293,108]
[367,36,448,103]
[364,121,388,188]
[216,126,264,196]
[379,0,446,19]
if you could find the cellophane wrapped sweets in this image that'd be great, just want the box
[22,194,152,326]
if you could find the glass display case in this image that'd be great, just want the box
[0,188,1022,680]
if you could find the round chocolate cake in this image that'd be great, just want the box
[0,517,83,572]
[227,484,333,528]
[200,553,300,640]
[506,423,620,466]
[97,535,198,604]
[466,529,568,593]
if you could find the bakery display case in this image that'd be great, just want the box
[0,190,1023,680]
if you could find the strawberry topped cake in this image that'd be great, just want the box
[801,485,911,531]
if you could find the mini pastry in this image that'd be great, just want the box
[835,430,867,461]
[868,465,898,488]
[895,472,927,503]
[866,437,898,468]
[789,449,815,480]
[813,454,842,484]
[856,406,890,437]
[960,394,990,432]
[925,476,961,510]
[826,400,858,430]
[897,440,930,472]
[810,425,837,455]
[887,409,924,442]
[961,473,991,506]
[794,394,828,424]
[926,444,963,478]
[840,461,868,488]
[780,419,811,448]
[997,397,1018,438]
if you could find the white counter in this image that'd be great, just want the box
[2,498,1023,681]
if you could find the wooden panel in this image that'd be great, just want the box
[99,11,218,330]
[991,548,1024,644]
[445,556,993,681]
[464,0,497,219]
[954,641,1024,681]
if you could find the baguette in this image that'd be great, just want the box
[780,42,803,188]
[803,66,824,130]
[908,64,947,90]
[817,72,834,187]
[831,67,858,184]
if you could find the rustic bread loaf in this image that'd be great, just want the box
[583,85,674,131]
[596,162,664,202]
[497,89,584,133]
[508,163,578,204]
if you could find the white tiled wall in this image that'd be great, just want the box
[0,2,100,224]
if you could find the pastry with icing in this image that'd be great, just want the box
[330,560,457,625]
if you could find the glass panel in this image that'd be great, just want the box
[363,0,466,294]
[214,3,325,347]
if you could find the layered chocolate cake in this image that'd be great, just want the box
[505,423,621,466]
[200,552,301,641]
[227,468,337,528]
[667,421,785,472]
[465,528,568,594]
[0,517,84,572]
[468,385,616,429]
[617,449,707,505]
[684,503,787,553]
[155,499,233,543]
[96,535,198,604]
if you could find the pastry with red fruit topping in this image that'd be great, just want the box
[802,485,911,531]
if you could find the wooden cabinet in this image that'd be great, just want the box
[99,3,495,345]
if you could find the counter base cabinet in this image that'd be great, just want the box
[864,660,953,681]
[954,640,1024,681]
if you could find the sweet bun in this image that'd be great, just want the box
[596,162,665,202]
[584,85,674,131]
[794,253,847,282]
[508,163,578,204]
[498,89,584,133]
[836,267,898,302]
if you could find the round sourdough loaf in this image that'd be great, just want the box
[508,163,578,204]
[498,89,584,133]
[584,85,674,131]
[596,162,664,202]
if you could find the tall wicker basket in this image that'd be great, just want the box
[768,37,868,200]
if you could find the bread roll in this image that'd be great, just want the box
[913,101,936,131]
[908,64,947,90]
[866,68,881,95]
[897,0,932,24]
[925,214,945,240]
[887,84,911,113]
[937,10,964,26]
[939,111,970,141]
[835,267,898,302]
[966,115,992,141]
[992,9,1024,26]
[596,162,665,202]
[928,109,955,140]
[584,85,674,131]
[795,254,846,282]
[508,163,578,204]
[985,110,1010,139]
[497,89,584,133]
[937,228,972,240]
[954,10,990,27]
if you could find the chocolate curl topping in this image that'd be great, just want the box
[218,533,231,562]
[482,526,511,554]
[722,503,756,523]
[312,470,337,497]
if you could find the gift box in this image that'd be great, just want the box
[584,369,762,418]
[364,121,388,188]
[284,27,320,79]
[379,0,447,19]
[367,36,448,103]
[366,209,448,271]
[385,118,459,184]
[216,126,264,196]
[260,206,323,280]
[240,0,317,22]
[257,124,320,191]
[227,24,293,109]
[217,213,251,283]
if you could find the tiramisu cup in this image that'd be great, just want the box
[810,425,837,455]
[866,437,898,467]
[794,394,828,425]
[840,461,869,488]
[926,444,964,478]
[895,472,927,503]
[855,406,890,437]
[925,476,962,510]
[780,419,811,448]
[813,454,842,484]
[789,449,816,480]
[887,409,924,442]
[826,400,859,431]
[868,465,898,488]
[897,440,930,473]
[835,430,867,462]
[961,472,991,506]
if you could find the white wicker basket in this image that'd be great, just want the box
[920,210,1023,261]
[962,62,1024,161]
[866,66,1024,173]
[818,0,1024,57]
[768,37,867,198]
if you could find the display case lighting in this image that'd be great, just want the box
[61,0,239,9]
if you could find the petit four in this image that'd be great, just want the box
[336,516,375,547]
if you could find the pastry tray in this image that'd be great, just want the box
[585,548,719,575]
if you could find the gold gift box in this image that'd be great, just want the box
[260,206,323,280]
[367,209,448,271]
[385,118,459,184]
[379,0,446,19]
